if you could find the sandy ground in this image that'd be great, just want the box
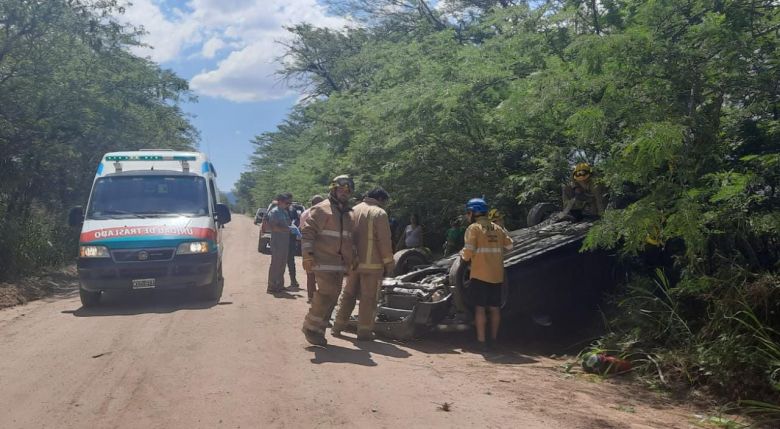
[0,215,716,428]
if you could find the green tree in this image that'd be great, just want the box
[0,0,197,278]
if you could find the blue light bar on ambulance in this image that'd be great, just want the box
[105,155,197,161]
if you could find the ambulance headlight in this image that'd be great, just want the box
[177,241,209,254]
[79,245,110,258]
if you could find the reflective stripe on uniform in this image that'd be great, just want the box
[475,247,503,254]
[358,263,383,269]
[463,244,475,250]
[303,314,326,333]
[382,257,393,264]
[314,264,346,271]
[301,242,313,249]
[321,229,352,238]
[504,244,513,251]
[364,210,375,267]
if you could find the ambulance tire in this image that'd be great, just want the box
[79,287,101,307]
[202,266,224,302]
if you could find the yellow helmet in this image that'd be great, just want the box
[488,208,503,221]
[573,162,592,179]
[329,174,354,193]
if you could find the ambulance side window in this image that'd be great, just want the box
[208,179,218,214]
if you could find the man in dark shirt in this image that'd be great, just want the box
[266,193,292,293]
[286,196,304,288]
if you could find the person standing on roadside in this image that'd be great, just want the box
[266,193,292,293]
[286,195,304,289]
[301,175,355,346]
[395,213,423,251]
[333,187,394,341]
[461,198,513,352]
[299,194,325,303]
[443,217,466,256]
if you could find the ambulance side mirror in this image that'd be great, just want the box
[215,204,231,225]
[68,206,84,227]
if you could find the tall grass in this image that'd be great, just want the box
[0,204,77,279]
[594,268,780,409]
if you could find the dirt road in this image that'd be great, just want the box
[0,215,704,428]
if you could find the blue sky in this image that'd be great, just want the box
[116,0,349,191]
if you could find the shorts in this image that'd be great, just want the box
[468,278,502,308]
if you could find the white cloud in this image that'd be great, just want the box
[118,0,201,63]
[118,0,350,102]
[201,37,225,59]
[191,39,292,102]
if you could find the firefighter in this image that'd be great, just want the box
[333,187,395,341]
[299,194,325,302]
[488,208,505,228]
[461,198,513,352]
[560,162,605,220]
[301,175,356,346]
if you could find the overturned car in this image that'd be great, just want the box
[352,211,619,340]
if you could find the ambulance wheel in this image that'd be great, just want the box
[202,266,224,302]
[79,288,101,307]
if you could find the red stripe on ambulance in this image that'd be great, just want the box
[80,226,216,242]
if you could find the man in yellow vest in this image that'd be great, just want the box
[461,198,513,351]
[333,187,395,341]
[301,175,356,346]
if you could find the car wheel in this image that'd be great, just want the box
[449,257,509,311]
[527,202,558,227]
[79,287,101,307]
[259,236,272,255]
[392,248,432,276]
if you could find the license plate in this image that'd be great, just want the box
[132,278,156,289]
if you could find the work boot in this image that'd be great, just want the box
[302,327,327,346]
[287,280,300,290]
[357,331,375,342]
[331,319,349,337]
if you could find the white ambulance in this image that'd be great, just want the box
[68,150,231,306]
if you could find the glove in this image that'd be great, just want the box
[383,261,395,277]
[289,226,301,238]
[302,258,314,272]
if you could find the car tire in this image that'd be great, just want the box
[258,235,272,255]
[448,257,509,310]
[392,248,432,276]
[79,287,101,307]
[527,202,558,227]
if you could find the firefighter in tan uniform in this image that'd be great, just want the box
[333,187,395,341]
[461,198,513,352]
[560,162,605,220]
[301,175,355,346]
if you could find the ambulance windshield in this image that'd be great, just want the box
[87,176,209,219]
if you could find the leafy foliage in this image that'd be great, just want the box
[238,0,780,403]
[0,0,197,278]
